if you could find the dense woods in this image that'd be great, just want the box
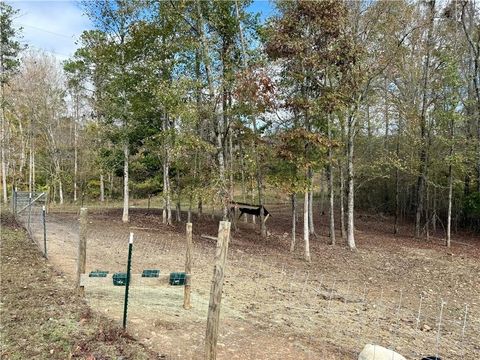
[1,0,479,256]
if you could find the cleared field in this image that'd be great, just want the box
[26,206,480,359]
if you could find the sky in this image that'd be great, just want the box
[7,0,274,63]
[8,1,93,62]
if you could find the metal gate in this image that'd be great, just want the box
[13,191,48,257]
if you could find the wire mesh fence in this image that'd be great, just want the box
[11,204,480,359]
[13,191,48,258]
[218,253,480,359]
[67,229,480,359]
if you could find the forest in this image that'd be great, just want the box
[1,0,480,262]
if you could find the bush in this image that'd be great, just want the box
[85,179,100,199]
[464,192,480,231]
[131,178,162,199]
[464,192,480,217]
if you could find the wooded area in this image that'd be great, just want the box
[1,0,479,260]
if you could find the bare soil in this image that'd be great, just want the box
[27,204,480,359]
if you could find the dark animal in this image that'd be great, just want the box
[229,202,270,220]
[238,206,270,219]
[422,357,441,360]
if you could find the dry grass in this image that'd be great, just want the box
[0,212,159,360]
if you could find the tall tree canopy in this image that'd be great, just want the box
[2,0,479,254]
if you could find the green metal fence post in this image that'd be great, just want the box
[122,232,134,329]
[42,205,47,258]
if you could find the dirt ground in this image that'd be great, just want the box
[28,202,480,360]
[0,212,156,360]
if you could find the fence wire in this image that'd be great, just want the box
[14,191,47,258]
[12,204,480,359]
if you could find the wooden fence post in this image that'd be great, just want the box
[205,221,231,360]
[76,207,88,296]
[184,222,193,309]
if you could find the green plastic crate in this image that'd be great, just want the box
[169,272,186,286]
[113,272,128,286]
[142,269,160,278]
[89,270,109,277]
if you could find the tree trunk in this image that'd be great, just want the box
[1,106,7,204]
[339,160,346,239]
[190,150,198,223]
[74,115,78,202]
[163,197,167,224]
[240,142,247,223]
[251,179,256,224]
[188,196,192,223]
[194,51,202,220]
[0,77,7,204]
[308,190,315,235]
[415,0,435,238]
[447,166,453,248]
[461,1,480,193]
[100,174,104,202]
[446,112,455,248]
[303,191,311,262]
[109,171,114,200]
[328,172,335,245]
[195,0,228,220]
[59,177,64,205]
[52,182,56,204]
[432,186,437,234]
[426,183,430,241]
[366,103,371,138]
[383,78,390,213]
[166,169,172,224]
[307,167,315,236]
[477,117,480,193]
[29,136,33,193]
[1,144,7,204]
[163,158,172,225]
[308,184,317,237]
[32,151,35,191]
[327,114,335,245]
[253,118,266,237]
[176,201,181,222]
[219,72,229,222]
[346,114,356,250]
[122,142,129,223]
[290,193,296,252]
[235,0,251,226]
[319,170,326,216]
[415,133,427,237]
[74,141,77,202]
[19,121,25,177]
[162,114,172,225]
[176,171,181,222]
[56,159,63,204]
[228,120,234,202]
[394,126,400,234]
[217,131,228,220]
